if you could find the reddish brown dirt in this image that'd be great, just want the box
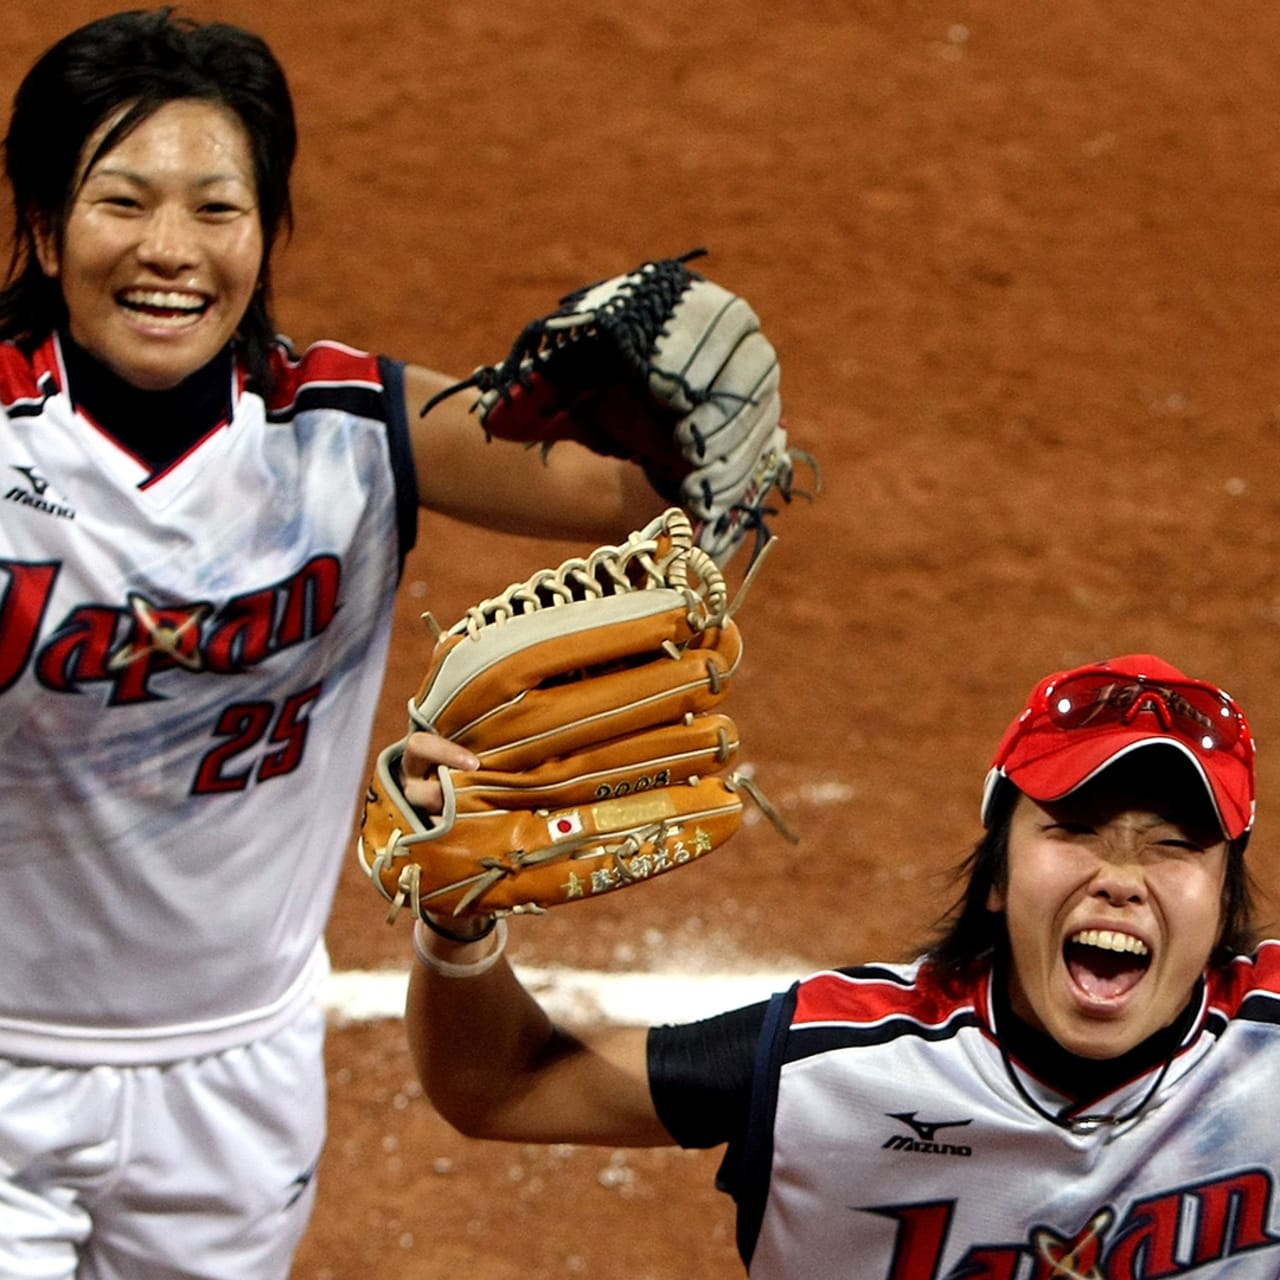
[9,2,1280,1277]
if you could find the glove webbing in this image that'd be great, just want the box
[430,509,728,643]
[419,250,715,419]
[547,248,706,375]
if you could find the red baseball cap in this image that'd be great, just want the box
[981,654,1256,844]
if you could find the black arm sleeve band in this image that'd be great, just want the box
[646,1001,769,1149]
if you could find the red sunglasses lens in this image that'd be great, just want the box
[1044,672,1242,751]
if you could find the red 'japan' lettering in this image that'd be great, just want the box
[202,591,277,673]
[1030,1208,1112,1279]
[204,555,340,672]
[36,608,126,695]
[955,1250,1020,1279]
[1186,1171,1278,1266]
[1106,1190,1183,1278]
[871,1166,1280,1280]
[0,559,58,692]
[276,554,340,647]
[869,1202,952,1280]
[1,554,343,704]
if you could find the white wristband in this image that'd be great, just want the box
[412,917,509,978]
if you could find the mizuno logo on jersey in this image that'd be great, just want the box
[887,1111,973,1143]
[5,464,75,520]
[881,1111,973,1157]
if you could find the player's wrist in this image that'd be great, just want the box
[420,911,498,944]
[412,916,508,979]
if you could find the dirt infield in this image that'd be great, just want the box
[8,2,1280,1276]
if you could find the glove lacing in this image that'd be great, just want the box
[431,509,728,642]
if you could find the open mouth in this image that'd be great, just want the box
[118,288,210,327]
[1064,929,1151,1001]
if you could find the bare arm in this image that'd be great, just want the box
[406,926,673,1147]
[403,364,664,539]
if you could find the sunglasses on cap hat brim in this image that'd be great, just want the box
[980,664,1256,845]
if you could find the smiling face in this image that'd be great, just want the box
[988,757,1229,1060]
[32,98,264,391]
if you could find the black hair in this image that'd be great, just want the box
[0,7,297,393]
[926,749,1259,985]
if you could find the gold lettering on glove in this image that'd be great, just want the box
[592,769,674,800]
[591,795,677,827]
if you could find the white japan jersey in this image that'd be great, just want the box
[0,334,416,1065]
[741,946,1280,1279]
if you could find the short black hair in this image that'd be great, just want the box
[0,7,297,393]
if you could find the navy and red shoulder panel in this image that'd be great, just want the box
[264,339,388,421]
[0,338,60,417]
[790,963,986,1052]
[1206,942,1280,1033]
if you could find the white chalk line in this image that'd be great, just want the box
[322,965,798,1027]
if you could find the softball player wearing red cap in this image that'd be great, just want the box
[407,653,1280,1279]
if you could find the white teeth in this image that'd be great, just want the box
[1071,929,1150,957]
[120,289,205,312]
